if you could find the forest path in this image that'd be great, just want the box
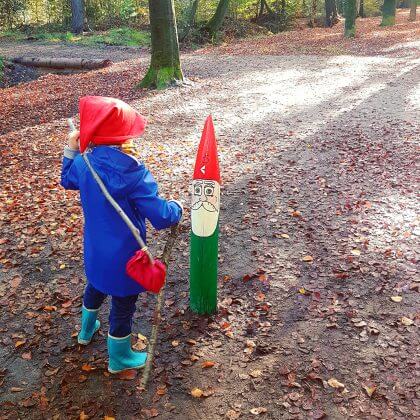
[0,13,419,420]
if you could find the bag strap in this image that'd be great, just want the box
[82,152,154,263]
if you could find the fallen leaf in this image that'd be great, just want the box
[104,416,116,420]
[79,412,89,420]
[43,305,57,312]
[281,233,290,239]
[81,364,96,372]
[11,387,24,392]
[351,249,361,256]
[156,386,167,396]
[327,378,345,389]
[288,392,301,401]
[191,387,203,398]
[15,340,26,348]
[45,368,59,377]
[201,361,215,369]
[401,317,413,326]
[226,409,241,419]
[117,369,137,380]
[301,255,313,262]
[171,340,180,347]
[22,352,32,360]
[363,384,377,397]
[390,296,402,302]
[242,274,252,282]
[11,276,22,289]
[250,407,267,415]
[141,408,159,418]
[225,331,234,339]
[249,369,262,378]
[255,292,265,302]
[203,387,215,397]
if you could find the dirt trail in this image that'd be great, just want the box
[0,14,419,420]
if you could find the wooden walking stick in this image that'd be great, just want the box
[141,223,180,389]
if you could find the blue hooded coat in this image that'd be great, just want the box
[61,146,182,297]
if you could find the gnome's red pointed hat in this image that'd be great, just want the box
[193,115,221,183]
[79,96,147,153]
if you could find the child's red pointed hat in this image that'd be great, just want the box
[193,115,221,183]
[79,96,147,153]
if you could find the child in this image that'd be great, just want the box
[61,96,182,373]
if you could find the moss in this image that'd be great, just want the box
[139,65,183,90]
[380,15,396,26]
[380,0,397,26]
[344,0,357,38]
[345,27,356,37]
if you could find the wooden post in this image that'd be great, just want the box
[189,116,221,315]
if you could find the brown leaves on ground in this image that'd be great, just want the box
[197,10,419,57]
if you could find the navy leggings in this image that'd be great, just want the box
[83,283,138,338]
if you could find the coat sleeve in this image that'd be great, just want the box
[129,168,182,230]
[60,147,80,190]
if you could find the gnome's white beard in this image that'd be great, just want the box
[191,206,219,237]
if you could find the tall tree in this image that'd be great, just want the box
[325,0,338,26]
[180,0,199,40]
[71,0,84,34]
[409,0,416,21]
[139,0,183,89]
[358,0,365,17]
[206,0,230,37]
[380,0,397,26]
[344,0,357,36]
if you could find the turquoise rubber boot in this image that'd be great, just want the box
[107,334,147,373]
[77,306,101,345]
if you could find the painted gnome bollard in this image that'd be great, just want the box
[190,116,221,315]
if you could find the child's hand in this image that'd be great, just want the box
[169,199,184,219]
[68,130,80,151]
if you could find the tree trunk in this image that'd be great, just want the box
[332,0,338,20]
[139,0,183,89]
[206,0,230,36]
[381,0,397,26]
[358,0,365,17]
[13,57,112,70]
[281,0,286,15]
[258,0,265,17]
[325,0,336,26]
[309,0,317,26]
[189,0,199,26]
[71,0,84,34]
[409,0,416,20]
[180,0,199,40]
[344,0,357,36]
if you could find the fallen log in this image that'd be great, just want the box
[13,57,112,70]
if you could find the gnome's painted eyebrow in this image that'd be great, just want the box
[204,181,215,186]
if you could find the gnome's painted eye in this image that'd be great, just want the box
[204,186,214,196]
[194,185,202,195]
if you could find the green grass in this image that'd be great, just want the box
[0,27,150,47]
